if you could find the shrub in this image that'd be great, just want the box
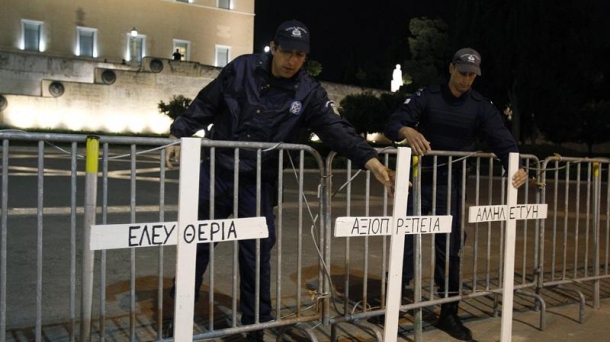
[158,95,192,120]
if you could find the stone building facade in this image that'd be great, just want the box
[0,0,380,135]
[0,0,253,134]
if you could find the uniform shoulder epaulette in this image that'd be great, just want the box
[411,85,437,98]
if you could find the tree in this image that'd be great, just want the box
[158,95,192,120]
[402,17,450,92]
[379,91,408,130]
[306,59,323,78]
[338,91,408,136]
[339,91,385,136]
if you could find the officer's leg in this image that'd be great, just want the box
[194,167,235,300]
[402,192,415,285]
[434,224,461,296]
[237,180,277,325]
[433,182,462,295]
[402,234,414,284]
[402,181,433,289]
[434,182,471,340]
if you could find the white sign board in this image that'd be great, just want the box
[468,204,547,223]
[90,217,268,250]
[334,215,452,237]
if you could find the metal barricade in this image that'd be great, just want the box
[539,156,610,318]
[324,149,544,341]
[3,129,609,342]
[0,131,327,341]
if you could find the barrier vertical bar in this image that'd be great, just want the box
[157,147,167,340]
[82,136,99,342]
[322,156,332,326]
[129,145,137,341]
[593,162,601,309]
[100,143,109,342]
[36,141,44,342]
[1,139,9,342]
[70,142,78,342]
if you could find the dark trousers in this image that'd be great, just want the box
[194,165,277,325]
[402,178,463,296]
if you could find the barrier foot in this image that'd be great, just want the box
[329,320,383,342]
[556,285,587,323]
[515,289,547,330]
[352,320,384,341]
[277,324,320,342]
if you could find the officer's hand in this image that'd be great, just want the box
[365,158,396,197]
[511,168,528,188]
[400,126,431,156]
[165,135,180,169]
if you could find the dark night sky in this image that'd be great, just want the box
[253,0,455,85]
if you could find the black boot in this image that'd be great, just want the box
[436,303,472,341]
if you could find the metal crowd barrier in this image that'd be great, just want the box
[0,131,327,342]
[1,131,609,342]
[324,150,547,341]
[539,156,610,317]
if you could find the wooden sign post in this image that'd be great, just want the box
[90,138,268,341]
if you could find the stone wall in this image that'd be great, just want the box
[0,51,384,134]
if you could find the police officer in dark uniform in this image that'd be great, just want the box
[166,19,394,341]
[384,48,528,341]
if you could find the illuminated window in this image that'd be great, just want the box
[126,33,145,63]
[218,0,231,9]
[77,27,97,57]
[215,46,230,67]
[22,19,43,52]
[173,40,190,61]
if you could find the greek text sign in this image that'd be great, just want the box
[468,204,547,223]
[334,215,452,237]
[90,217,268,250]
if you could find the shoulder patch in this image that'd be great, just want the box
[290,101,303,115]
[325,100,340,115]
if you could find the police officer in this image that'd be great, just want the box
[384,47,528,341]
[166,19,394,342]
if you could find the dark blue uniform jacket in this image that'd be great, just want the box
[384,84,519,172]
[170,53,377,177]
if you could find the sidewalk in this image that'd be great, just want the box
[321,281,610,342]
[414,297,610,342]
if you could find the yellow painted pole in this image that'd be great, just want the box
[81,136,99,342]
